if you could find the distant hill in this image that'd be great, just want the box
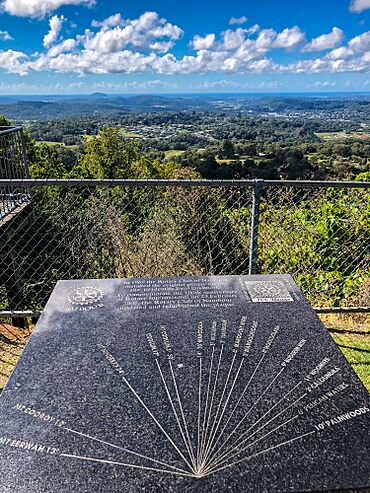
[1,93,370,122]
[88,93,108,98]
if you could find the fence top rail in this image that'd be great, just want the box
[0,178,369,188]
[0,126,23,136]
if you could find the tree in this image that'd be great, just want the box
[218,139,235,160]
[73,128,144,179]
[0,115,11,126]
[70,127,184,180]
[30,144,66,178]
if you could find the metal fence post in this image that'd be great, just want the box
[19,127,30,179]
[248,179,263,275]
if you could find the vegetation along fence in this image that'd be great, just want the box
[0,177,369,318]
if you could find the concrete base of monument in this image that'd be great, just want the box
[0,275,369,492]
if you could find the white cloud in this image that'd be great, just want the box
[255,29,277,49]
[0,30,13,41]
[91,13,123,29]
[274,26,306,49]
[86,80,179,91]
[43,14,65,48]
[83,11,183,53]
[314,80,337,87]
[190,33,216,50]
[221,28,246,50]
[245,24,260,35]
[3,11,370,78]
[349,0,370,13]
[229,16,248,25]
[0,49,28,74]
[302,27,344,52]
[348,30,370,51]
[1,0,95,18]
[326,46,354,60]
[149,40,175,53]
[28,49,159,74]
[47,37,76,56]
[201,80,237,88]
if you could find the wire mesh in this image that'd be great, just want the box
[0,182,253,311]
[0,180,368,313]
[0,126,369,313]
[0,127,30,224]
[257,186,370,307]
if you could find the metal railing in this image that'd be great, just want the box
[0,127,30,223]
[0,177,368,318]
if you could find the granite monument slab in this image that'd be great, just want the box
[0,275,369,492]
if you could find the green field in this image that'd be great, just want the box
[38,140,79,149]
[164,150,185,158]
[121,131,143,139]
[216,158,235,164]
[315,131,370,141]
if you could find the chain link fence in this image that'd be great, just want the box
[0,126,30,224]
[0,127,369,317]
[0,178,368,316]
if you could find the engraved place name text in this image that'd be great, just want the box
[314,406,369,431]
[0,436,59,455]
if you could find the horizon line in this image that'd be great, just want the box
[2,90,370,97]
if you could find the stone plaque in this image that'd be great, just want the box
[0,275,369,493]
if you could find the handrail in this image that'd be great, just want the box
[0,178,368,188]
[0,126,24,136]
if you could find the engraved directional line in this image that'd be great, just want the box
[211,385,306,469]
[199,343,215,463]
[196,356,203,471]
[200,340,225,465]
[168,359,197,469]
[201,354,245,467]
[200,351,237,468]
[60,453,194,477]
[155,359,196,469]
[98,343,194,472]
[208,367,285,465]
[203,430,316,477]
[205,325,280,465]
[203,414,299,475]
[64,427,190,475]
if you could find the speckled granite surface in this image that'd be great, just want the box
[0,275,369,493]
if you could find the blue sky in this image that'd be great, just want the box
[1,0,370,94]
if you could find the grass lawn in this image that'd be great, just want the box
[38,141,80,149]
[121,131,143,138]
[320,313,370,392]
[314,131,370,141]
[216,158,235,164]
[164,150,185,159]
